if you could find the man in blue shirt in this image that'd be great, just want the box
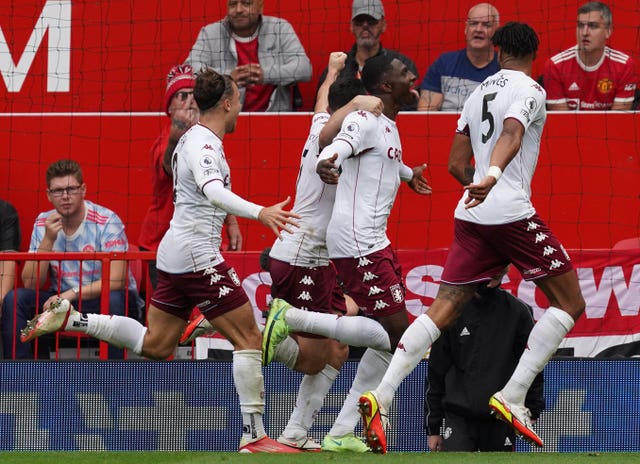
[418,3,500,111]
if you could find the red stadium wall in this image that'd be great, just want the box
[2,112,639,252]
[1,1,639,251]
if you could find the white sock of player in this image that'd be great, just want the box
[285,307,390,351]
[65,313,147,355]
[372,314,440,409]
[502,306,575,404]
[234,349,266,443]
[282,365,339,441]
[273,336,300,369]
[329,349,392,437]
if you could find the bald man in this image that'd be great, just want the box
[418,3,500,111]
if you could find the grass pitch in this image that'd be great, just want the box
[2,452,640,464]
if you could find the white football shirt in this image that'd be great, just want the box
[454,69,547,224]
[270,112,336,267]
[322,111,404,258]
[157,123,230,273]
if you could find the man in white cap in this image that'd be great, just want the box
[316,0,418,109]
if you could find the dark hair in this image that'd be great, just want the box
[46,159,83,187]
[259,247,271,272]
[578,2,612,27]
[491,22,539,59]
[360,51,400,95]
[328,78,367,111]
[194,68,235,112]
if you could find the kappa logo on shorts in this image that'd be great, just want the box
[298,291,312,301]
[218,286,232,298]
[390,284,404,303]
[526,221,539,231]
[362,271,378,282]
[299,275,315,286]
[550,259,564,270]
[535,232,549,243]
[543,245,557,256]
[227,268,241,286]
[357,257,373,268]
[368,286,384,296]
[209,272,223,285]
[374,300,389,310]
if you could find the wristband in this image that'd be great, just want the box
[487,165,502,181]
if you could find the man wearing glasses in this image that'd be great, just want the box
[315,0,419,110]
[543,1,637,111]
[418,3,500,111]
[1,159,142,359]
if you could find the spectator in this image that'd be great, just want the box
[543,1,637,111]
[185,0,312,112]
[138,64,241,289]
[418,3,500,111]
[425,274,545,452]
[0,200,20,305]
[1,159,143,359]
[21,70,301,453]
[315,0,419,110]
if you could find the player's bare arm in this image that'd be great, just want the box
[314,52,347,114]
[407,164,432,195]
[464,118,524,209]
[447,132,475,186]
[257,196,300,239]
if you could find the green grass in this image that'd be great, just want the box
[1,452,640,464]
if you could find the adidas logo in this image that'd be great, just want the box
[368,286,384,296]
[504,437,512,446]
[459,327,470,336]
[569,82,580,91]
[543,245,557,256]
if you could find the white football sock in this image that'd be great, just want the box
[373,314,440,409]
[329,349,392,437]
[273,335,300,369]
[285,307,390,351]
[234,350,266,443]
[502,306,575,404]
[282,365,339,440]
[75,313,147,355]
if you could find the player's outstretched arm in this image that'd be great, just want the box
[257,196,300,239]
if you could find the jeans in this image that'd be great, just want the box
[1,288,143,359]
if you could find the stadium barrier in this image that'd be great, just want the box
[0,359,638,452]
[2,248,639,359]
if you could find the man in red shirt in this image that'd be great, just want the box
[543,1,637,111]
